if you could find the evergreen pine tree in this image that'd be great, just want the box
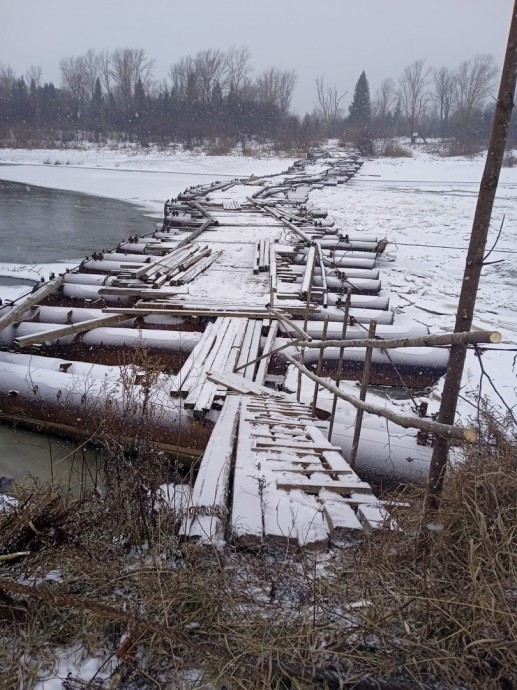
[348,71,372,126]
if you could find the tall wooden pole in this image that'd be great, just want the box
[426,1,517,511]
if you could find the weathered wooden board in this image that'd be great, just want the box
[181,395,241,542]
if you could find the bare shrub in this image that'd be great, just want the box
[446,138,486,157]
[206,137,235,156]
[503,151,517,167]
[377,140,413,158]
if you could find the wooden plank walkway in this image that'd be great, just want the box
[231,397,389,548]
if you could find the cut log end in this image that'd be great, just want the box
[489,331,502,344]
[463,429,478,443]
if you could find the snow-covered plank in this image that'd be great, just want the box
[357,504,393,530]
[231,402,264,547]
[222,199,241,210]
[207,370,283,397]
[243,319,263,380]
[181,396,241,542]
[169,322,217,396]
[181,318,231,398]
[276,479,374,495]
[254,320,279,386]
[191,319,241,415]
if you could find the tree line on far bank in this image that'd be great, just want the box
[0,47,515,154]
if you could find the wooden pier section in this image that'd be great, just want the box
[0,146,449,548]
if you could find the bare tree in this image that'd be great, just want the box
[194,49,228,102]
[256,67,297,115]
[399,58,432,135]
[111,48,154,112]
[60,55,87,115]
[373,77,398,136]
[25,65,42,89]
[374,78,397,120]
[433,67,456,138]
[277,69,297,116]
[454,54,498,135]
[98,50,113,98]
[314,75,346,135]
[168,56,197,99]
[226,45,252,91]
[83,48,100,100]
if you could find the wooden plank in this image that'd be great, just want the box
[253,440,343,452]
[207,370,283,398]
[254,320,279,386]
[105,307,277,318]
[305,426,357,473]
[357,504,392,529]
[188,319,237,413]
[231,402,264,547]
[181,396,241,542]
[223,318,248,374]
[276,480,373,495]
[243,319,263,380]
[193,319,244,415]
[271,468,353,475]
[13,313,128,348]
[301,245,316,297]
[169,322,216,396]
[235,319,256,374]
[322,498,363,536]
[183,319,232,402]
[0,276,64,334]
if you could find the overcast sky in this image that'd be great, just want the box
[1,0,514,114]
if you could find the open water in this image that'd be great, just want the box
[0,178,157,489]
[0,177,156,264]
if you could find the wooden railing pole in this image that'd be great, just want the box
[311,315,329,415]
[349,320,377,469]
[297,245,317,402]
[328,288,352,441]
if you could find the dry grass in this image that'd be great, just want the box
[0,408,515,689]
[502,151,517,168]
[376,141,413,158]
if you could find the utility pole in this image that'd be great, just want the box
[426,1,517,511]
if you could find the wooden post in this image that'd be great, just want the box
[315,241,328,308]
[426,2,517,512]
[297,245,318,402]
[349,320,377,468]
[328,289,352,441]
[311,315,329,415]
[269,244,277,308]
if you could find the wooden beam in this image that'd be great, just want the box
[0,276,64,334]
[207,370,283,397]
[300,329,502,350]
[283,353,477,443]
[103,307,282,319]
[13,313,129,348]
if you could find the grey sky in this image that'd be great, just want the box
[1,0,514,114]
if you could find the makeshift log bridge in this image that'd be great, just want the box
[0,145,457,546]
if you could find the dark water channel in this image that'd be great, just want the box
[0,178,157,264]
[0,179,158,490]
